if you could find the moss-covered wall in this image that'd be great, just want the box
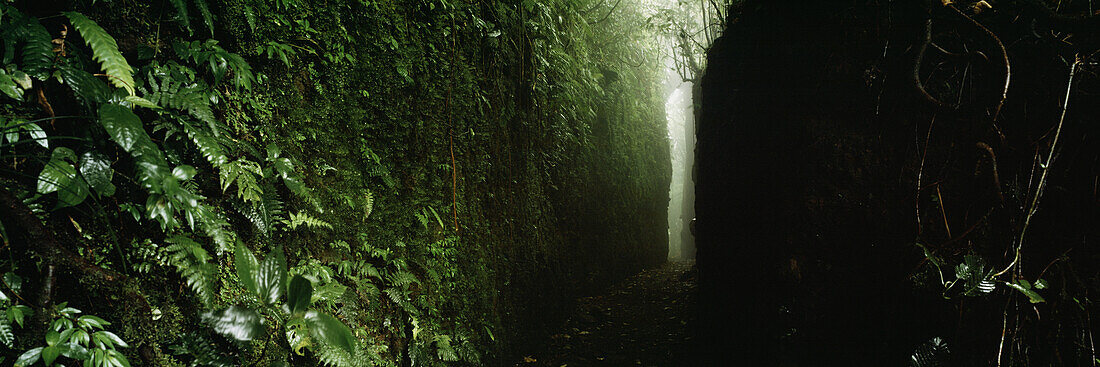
[1,0,669,366]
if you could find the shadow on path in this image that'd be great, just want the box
[515,261,698,366]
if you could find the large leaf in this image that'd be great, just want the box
[80,151,116,197]
[37,148,89,207]
[256,247,287,305]
[304,311,356,354]
[234,243,259,299]
[236,244,287,305]
[14,347,42,367]
[202,306,265,342]
[58,66,110,105]
[0,73,24,101]
[41,345,59,366]
[98,104,146,153]
[287,275,313,315]
[63,12,135,95]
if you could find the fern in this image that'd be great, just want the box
[219,159,263,202]
[142,65,217,128]
[910,337,949,367]
[314,342,368,367]
[167,0,192,34]
[6,11,54,80]
[387,271,419,289]
[0,317,13,348]
[170,333,236,367]
[184,123,228,165]
[193,0,215,36]
[165,235,218,306]
[235,192,284,237]
[363,190,374,220]
[64,12,135,95]
[285,211,332,231]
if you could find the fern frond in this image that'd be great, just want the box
[171,332,236,367]
[167,0,192,34]
[64,12,135,95]
[184,123,228,165]
[0,317,13,348]
[363,190,374,220]
[165,235,217,306]
[7,12,54,80]
[193,0,215,36]
[219,159,263,202]
[234,192,284,237]
[910,337,949,367]
[285,211,331,231]
[386,271,419,289]
[314,342,367,367]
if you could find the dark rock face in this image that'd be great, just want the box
[694,1,1100,365]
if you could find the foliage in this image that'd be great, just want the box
[15,303,131,367]
[203,244,358,365]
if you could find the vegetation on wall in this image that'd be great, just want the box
[0,0,671,366]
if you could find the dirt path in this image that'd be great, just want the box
[515,261,698,367]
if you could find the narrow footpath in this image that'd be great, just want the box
[515,261,698,367]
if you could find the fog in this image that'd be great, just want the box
[665,67,696,260]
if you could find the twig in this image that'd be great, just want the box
[994,59,1080,277]
[916,115,937,236]
[936,184,953,238]
[915,20,957,110]
[947,4,1011,119]
[976,141,1006,204]
[997,301,1009,366]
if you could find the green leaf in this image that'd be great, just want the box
[0,73,25,101]
[46,330,59,346]
[202,306,265,342]
[64,12,135,95]
[1006,281,1046,303]
[38,148,89,207]
[1034,279,1049,289]
[42,345,59,366]
[20,123,47,148]
[4,272,22,293]
[256,247,287,305]
[58,342,89,360]
[287,275,313,315]
[304,311,356,354]
[58,66,109,105]
[172,165,197,181]
[234,244,286,305]
[95,330,128,348]
[234,243,259,299]
[76,315,108,330]
[15,347,42,367]
[108,349,131,367]
[9,305,30,327]
[98,104,146,153]
[80,152,116,197]
[123,95,160,110]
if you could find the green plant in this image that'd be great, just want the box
[0,272,32,349]
[202,244,357,365]
[14,303,131,367]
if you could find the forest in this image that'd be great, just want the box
[0,0,1098,366]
